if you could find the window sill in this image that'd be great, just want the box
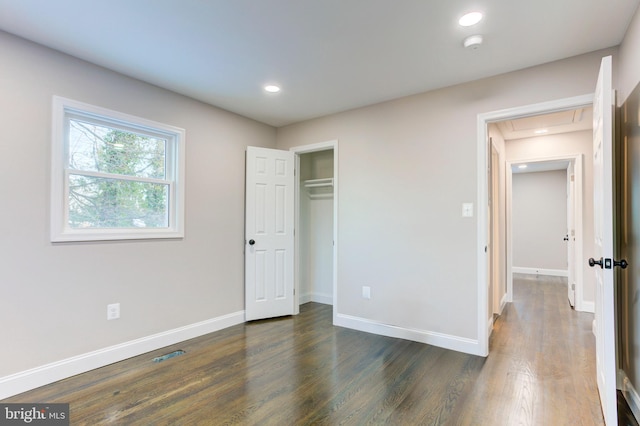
[50,229,184,243]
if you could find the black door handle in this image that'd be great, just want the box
[614,259,629,269]
[588,257,603,268]
[248,239,255,246]
[589,257,629,269]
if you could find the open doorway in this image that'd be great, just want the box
[494,107,593,313]
[476,94,595,356]
[485,118,588,334]
[290,141,338,320]
[507,156,583,308]
[244,141,338,322]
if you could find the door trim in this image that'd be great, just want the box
[477,93,594,356]
[289,140,338,322]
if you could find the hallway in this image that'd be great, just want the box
[457,273,604,424]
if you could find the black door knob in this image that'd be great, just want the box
[248,239,255,246]
[614,259,629,269]
[588,257,603,268]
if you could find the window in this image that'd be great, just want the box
[51,96,185,242]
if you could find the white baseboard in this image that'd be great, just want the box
[499,293,507,315]
[334,313,481,356]
[300,292,333,305]
[0,311,245,400]
[512,267,568,277]
[619,369,640,422]
[487,315,494,338]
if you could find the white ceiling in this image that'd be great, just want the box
[511,160,571,174]
[0,0,637,127]
[498,107,593,140]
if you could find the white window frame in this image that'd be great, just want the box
[51,96,185,242]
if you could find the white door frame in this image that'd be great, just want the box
[489,142,500,319]
[477,93,593,356]
[505,154,584,308]
[290,140,339,322]
[567,161,577,308]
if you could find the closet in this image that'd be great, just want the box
[298,149,334,305]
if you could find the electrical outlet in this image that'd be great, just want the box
[107,303,120,320]
[362,286,371,300]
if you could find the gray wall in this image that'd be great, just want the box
[0,30,276,378]
[512,170,568,272]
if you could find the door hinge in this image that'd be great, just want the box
[571,283,575,290]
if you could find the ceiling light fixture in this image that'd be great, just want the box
[518,164,528,169]
[459,12,483,27]
[534,129,548,134]
[264,84,281,93]
[463,35,483,49]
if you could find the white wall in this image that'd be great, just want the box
[512,170,568,273]
[276,49,614,351]
[0,31,276,390]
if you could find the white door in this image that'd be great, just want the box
[591,55,617,425]
[245,146,295,321]
[567,164,576,307]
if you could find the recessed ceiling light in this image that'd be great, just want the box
[518,164,528,169]
[264,85,281,93]
[459,12,483,27]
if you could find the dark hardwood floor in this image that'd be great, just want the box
[4,275,607,425]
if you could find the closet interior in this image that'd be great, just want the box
[298,149,334,306]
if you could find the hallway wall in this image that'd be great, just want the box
[512,170,568,274]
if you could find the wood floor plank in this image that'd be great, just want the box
[3,275,605,425]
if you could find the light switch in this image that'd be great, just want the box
[462,203,474,217]
[362,286,371,299]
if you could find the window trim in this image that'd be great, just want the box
[51,96,185,242]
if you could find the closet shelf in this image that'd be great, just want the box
[303,178,333,188]
[303,178,333,199]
